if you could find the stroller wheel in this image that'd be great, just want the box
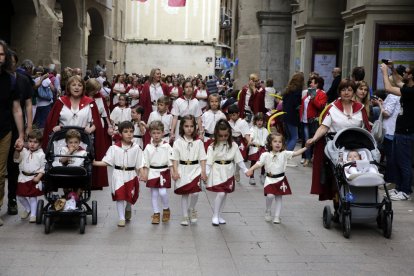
[44,216,51,234]
[382,211,393,239]
[92,201,98,225]
[342,213,351,239]
[323,205,332,229]
[36,200,44,224]
[80,216,86,234]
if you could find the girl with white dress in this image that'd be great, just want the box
[14,130,45,223]
[131,106,146,149]
[126,78,142,108]
[93,121,145,227]
[195,81,208,111]
[111,74,127,108]
[206,119,248,226]
[201,94,226,148]
[171,115,207,226]
[110,94,132,143]
[246,133,307,224]
[170,81,203,142]
[247,113,269,185]
[147,96,173,144]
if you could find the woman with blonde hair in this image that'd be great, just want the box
[140,68,169,122]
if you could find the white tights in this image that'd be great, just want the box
[265,194,282,217]
[151,188,169,213]
[18,196,37,216]
[181,193,199,217]
[116,201,126,220]
[213,192,227,219]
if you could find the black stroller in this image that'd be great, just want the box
[36,127,97,234]
[322,128,393,238]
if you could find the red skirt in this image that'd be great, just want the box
[146,170,171,188]
[206,176,235,193]
[16,180,43,197]
[174,175,201,195]
[112,177,139,204]
[264,176,292,196]
[248,146,266,161]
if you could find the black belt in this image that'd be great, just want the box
[22,171,38,176]
[114,165,135,171]
[266,172,285,178]
[134,135,143,138]
[251,144,263,148]
[164,133,170,137]
[179,160,199,165]
[150,165,168,169]
[215,160,232,165]
[204,132,212,138]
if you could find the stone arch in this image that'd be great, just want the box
[86,7,105,74]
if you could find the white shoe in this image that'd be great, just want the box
[300,158,305,164]
[20,210,30,219]
[218,217,226,224]
[286,161,298,167]
[264,210,272,222]
[390,191,411,201]
[273,216,281,224]
[29,216,36,223]
[249,178,256,185]
[189,209,198,223]
[212,216,219,226]
[180,217,189,226]
[385,188,398,197]
[260,175,265,185]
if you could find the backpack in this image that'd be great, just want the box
[371,112,385,144]
[37,85,53,101]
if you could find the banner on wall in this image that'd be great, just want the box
[314,53,336,90]
[376,41,414,89]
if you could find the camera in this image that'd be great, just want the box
[381,59,390,65]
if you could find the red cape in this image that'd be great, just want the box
[237,86,266,118]
[42,95,109,189]
[310,100,371,200]
[141,81,169,122]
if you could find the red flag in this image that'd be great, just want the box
[168,0,186,7]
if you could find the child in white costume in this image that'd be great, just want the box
[93,121,145,227]
[206,119,248,226]
[171,115,207,226]
[14,130,45,223]
[247,112,269,185]
[246,133,307,224]
[53,129,87,167]
[143,120,173,224]
[110,94,131,132]
[202,94,226,147]
[131,106,146,149]
[147,96,173,143]
[171,81,203,141]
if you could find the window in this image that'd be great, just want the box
[342,24,364,78]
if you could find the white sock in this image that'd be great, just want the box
[181,195,189,217]
[219,193,227,217]
[159,188,169,210]
[213,192,226,218]
[189,193,199,210]
[29,197,37,216]
[274,196,282,217]
[116,200,125,220]
[266,194,274,211]
[151,188,160,213]
[18,196,30,212]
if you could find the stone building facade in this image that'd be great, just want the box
[0,0,127,76]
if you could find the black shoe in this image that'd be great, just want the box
[7,199,18,215]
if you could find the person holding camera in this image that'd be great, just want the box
[380,61,414,201]
[237,73,266,122]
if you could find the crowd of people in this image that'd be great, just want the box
[1,38,413,229]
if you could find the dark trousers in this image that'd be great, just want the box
[393,133,414,194]
[6,130,18,203]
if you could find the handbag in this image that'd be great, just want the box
[37,85,53,101]
[371,112,385,143]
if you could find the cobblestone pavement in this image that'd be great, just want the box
[1,155,414,276]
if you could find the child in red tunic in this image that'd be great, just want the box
[14,130,45,223]
[246,133,307,224]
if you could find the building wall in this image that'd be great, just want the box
[126,43,215,76]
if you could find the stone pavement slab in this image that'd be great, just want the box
[1,154,414,275]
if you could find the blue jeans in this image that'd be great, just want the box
[34,104,51,129]
[302,123,311,159]
[393,133,414,194]
[382,135,396,184]
[285,123,298,151]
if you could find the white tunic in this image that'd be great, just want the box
[202,110,226,140]
[110,106,132,128]
[128,87,140,107]
[147,111,173,143]
[15,148,45,183]
[102,143,144,196]
[206,141,243,188]
[112,83,126,105]
[150,83,165,111]
[257,151,294,187]
[171,97,202,137]
[196,89,208,110]
[52,147,87,167]
[172,137,207,191]
[94,97,108,126]
[143,142,173,183]
[229,118,250,138]
[248,126,269,156]
[264,87,276,110]
[59,104,93,128]
[132,122,145,149]
[322,104,365,132]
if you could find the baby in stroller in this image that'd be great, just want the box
[344,150,379,176]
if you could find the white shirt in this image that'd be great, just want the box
[202,110,226,135]
[59,103,93,128]
[245,89,252,112]
[15,148,45,183]
[302,96,311,123]
[382,94,401,136]
[110,106,132,126]
[229,118,250,137]
[264,87,276,110]
[322,103,365,132]
[171,97,203,118]
[150,83,164,110]
[147,111,173,136]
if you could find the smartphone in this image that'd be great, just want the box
[381,59,389,65]
[371,95,379,100]
[308,88,316,97]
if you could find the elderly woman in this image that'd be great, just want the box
[306,79,371,203]
[43,75,108,189]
